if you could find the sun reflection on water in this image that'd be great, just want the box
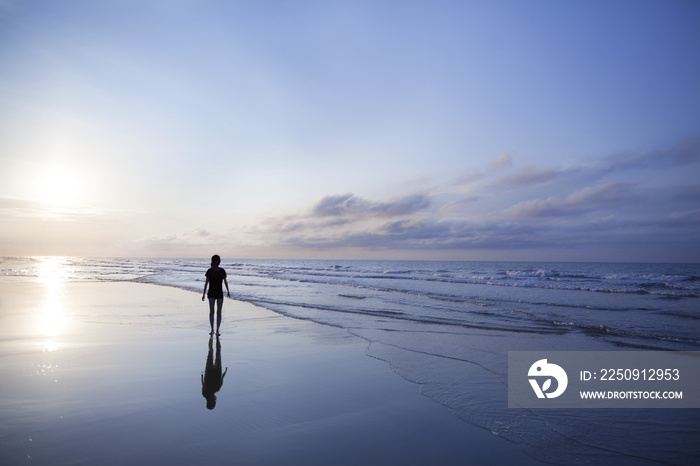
[35,257,72,351]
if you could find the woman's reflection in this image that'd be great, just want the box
[202,336,228,410]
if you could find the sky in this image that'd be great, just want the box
[1,0,699,262]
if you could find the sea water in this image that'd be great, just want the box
[3,257,699,465]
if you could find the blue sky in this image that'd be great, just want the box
[1,0,699,261]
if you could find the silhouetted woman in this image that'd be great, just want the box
[202,254,230,336]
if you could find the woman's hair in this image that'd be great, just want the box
[211,255,221,267]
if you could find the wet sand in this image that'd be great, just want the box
[0,280,542,465]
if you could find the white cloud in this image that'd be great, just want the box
[504,182,630,218]
[488,150,514,171]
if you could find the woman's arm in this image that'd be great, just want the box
[224,277,230,297]
[202,278,209,301]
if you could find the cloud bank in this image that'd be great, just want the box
[239,138,700,261]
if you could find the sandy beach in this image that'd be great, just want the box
[0,279,542,465]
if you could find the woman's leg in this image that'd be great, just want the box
[208,298,216,333]
[215,298,223,334]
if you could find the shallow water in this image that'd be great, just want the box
[0,280,540,466]
[2,257,699,464]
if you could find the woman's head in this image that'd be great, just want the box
[211,255,221,267]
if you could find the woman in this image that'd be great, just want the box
[202,254,230,336]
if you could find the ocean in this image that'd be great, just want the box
[2,257,699,465]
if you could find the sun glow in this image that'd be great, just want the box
[34,166,86,205]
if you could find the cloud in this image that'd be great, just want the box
[245,178,698,261]
[602,136,700,171]
[379,218,451,239]
[0,196,112,221]
[311,192,430,219]
[371,194,431,217]
[454,150,513,186]
[492,164,561,189]
[312,193,367,217]
[271,216,571,252]
[191,228,211,237]
[463,136,700,194]
[131,228,219,251]
[250,192,433,249]
[664,136,700,165]
[669,208,700,224]
[0,197,47,217]
[488,150,514,171]
[129,135,700,260]
[438,196,481,213]
[504,182,630,218]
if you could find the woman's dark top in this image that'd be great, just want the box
[205,267,227,299]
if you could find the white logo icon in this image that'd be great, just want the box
[528,359,568,398]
